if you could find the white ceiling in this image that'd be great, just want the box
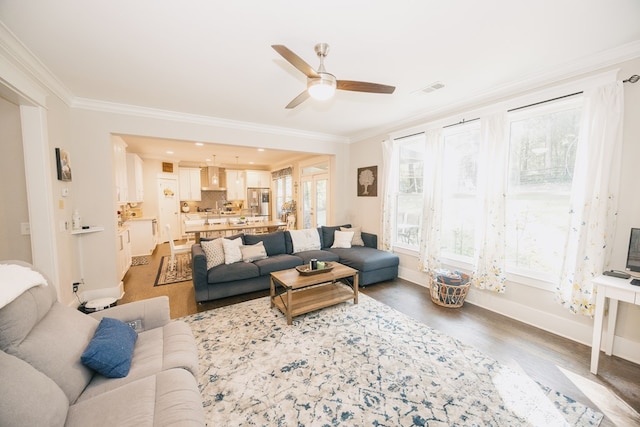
[1,1,639,165]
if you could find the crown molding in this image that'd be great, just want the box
[350,40,640,142]
[70,97,350,144]
[0,21,73,106]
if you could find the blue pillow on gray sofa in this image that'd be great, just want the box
[81,317,138,378]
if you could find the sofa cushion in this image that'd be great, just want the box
[78,320,199,401]
[289,228,322,253]
[222,236,244,264]
[240,241,268,262]
[0,350,69,427]
[66,369,205,427]
[321,224,351,248]
[341,226,364,246]
[81,317,138,378]
[244,230,286,256]
[253,254,303,275]
[201,238,225,269]
[207,262,260,284]
[327,246,400,272]
[332,230,355,248]
[0,286,97,404]
[293,249,340,265]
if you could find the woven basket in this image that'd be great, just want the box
[429,277,471,308]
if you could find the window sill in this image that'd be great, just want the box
[393,245,557,292]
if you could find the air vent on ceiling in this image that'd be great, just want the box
[415,81,445,95]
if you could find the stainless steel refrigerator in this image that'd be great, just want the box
[246,188,270,218]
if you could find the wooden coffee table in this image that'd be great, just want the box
[270,262,359,325]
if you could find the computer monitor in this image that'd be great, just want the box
[625,228,640,272]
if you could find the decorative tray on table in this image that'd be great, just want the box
[295,262,334,276]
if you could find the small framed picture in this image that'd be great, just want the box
[357,165,377,197]
[55,148,72,181]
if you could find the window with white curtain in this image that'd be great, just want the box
[440,123,480,260]
[390,96,583,283]
[394,134,425,248]
[505,99,582,280]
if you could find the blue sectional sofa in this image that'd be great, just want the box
[191,225,399,303]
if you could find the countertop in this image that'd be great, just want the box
[124,216,157,222]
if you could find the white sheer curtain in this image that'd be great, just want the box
[380,138,398,251]
[418,129,443,272]
[471,113,508,292]
[557,80,624,316]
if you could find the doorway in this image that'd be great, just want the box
[157,176,180,242]
[300,162,330,229]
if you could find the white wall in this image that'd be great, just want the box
[349,57,640,364]
[0,97,31,261]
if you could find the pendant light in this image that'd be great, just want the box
[235,156,240,184]
[211,155,218,186]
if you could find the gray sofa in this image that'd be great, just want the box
[192,225,399,303]
[0,261,204,427]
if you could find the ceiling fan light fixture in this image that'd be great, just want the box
[308,73,336,100]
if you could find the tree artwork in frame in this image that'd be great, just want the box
[357,166,377,197]
[55,148,72,181]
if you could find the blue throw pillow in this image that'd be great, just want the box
[81,317,138,378]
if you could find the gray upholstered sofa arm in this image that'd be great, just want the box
[361,232,378,249]
[89,296,170,331]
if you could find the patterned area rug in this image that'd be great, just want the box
[154,253,192,286]
[181,294,603,426]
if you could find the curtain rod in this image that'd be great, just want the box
[443,117,480,129]
[393,131,424,141]
[507,91,583,113]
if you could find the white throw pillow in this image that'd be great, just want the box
[201,238,225,270]
[222,237,243,264]
[240,241,268,262]
[332,230,355,248]
[341,226,364,246]
[289,229,321,253]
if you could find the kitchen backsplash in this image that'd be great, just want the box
[182,191,227,212]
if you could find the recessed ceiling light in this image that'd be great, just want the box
[195,142,204,146]
[205,157,212,162]
[257,148,265,152]
[166,150,174,155]
[249,161,255,165]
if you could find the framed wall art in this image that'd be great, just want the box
[55,148,72,181]
[357,165,377,197]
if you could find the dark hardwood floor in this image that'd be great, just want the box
[122,243,640,426]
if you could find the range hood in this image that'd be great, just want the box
[201,167,226,191]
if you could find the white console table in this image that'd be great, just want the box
[590,275,640,374]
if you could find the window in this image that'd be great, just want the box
[273,168,293,220]
[505,100,581,279]
[394,134,425,248]
[389,95,583,285]
[440,124,480,259]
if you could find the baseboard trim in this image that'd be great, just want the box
[398,269,640,366]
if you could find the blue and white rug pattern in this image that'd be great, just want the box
[182,294,603,426]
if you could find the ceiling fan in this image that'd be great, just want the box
[272,43,396,109]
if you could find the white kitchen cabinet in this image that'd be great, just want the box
[178,167,201,201]
[113,138,128,203]
[117,226,132,280]
[245,170,271,188]
[126,218,158,256]
[225,169,246,201]
[126,153,144,202]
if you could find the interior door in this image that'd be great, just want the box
[157,177,180,242]
[301,173,329,229]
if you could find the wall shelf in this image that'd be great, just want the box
[71,226,104,235]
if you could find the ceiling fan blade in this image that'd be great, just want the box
[337,80,396,94]
[285,90,310,109]
[272,45,319,78]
